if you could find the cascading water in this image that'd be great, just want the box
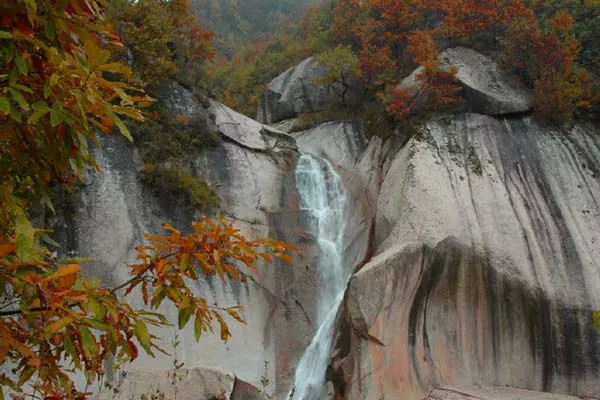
[289,154,350,400]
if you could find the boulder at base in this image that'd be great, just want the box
[98,367,267,400]
[427,386,596,400]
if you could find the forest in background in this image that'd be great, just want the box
[190,0,319,57]
[101,0,600,131]
[200,0,600,131]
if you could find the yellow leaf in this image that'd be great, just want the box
[46,316,74,336]
[225,308,245,324]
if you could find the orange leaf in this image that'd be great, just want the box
[278,254,293,264]
[259,253,272,263]
[0,243,16,257]
[55,273,77,290]
[141,281,148,304]
[43,264,80,282]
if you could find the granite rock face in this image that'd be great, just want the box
[53,51,600,400]
[292,121,366,171]
[327,114,600,400]
[49,83,314,397]
[399,47,533,116]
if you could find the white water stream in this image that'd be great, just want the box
[289,154,350,400]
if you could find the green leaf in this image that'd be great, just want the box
[63,333,77,361]
[85,318,111,332]
[0,31,13,39]
[79,326,97,359]
[27,108,49,124]
[593,310,600,329]
[58,256,96,264]
[0,96,10,114]
[32,101,49,111]
[15,212,35,262]
[44,21,55,40]
[10,83,33,94]
[194,314,203,341]
[17,367,35,387]
[151,286,167,308]
[41,195,55,214]
[178,307,193,329]
[112,112,133,142]
[50,109,61,127]
[43,80,51,99]
[88,296,106,320]
[15,55,27,75]
[179,253,190,272]
[50,73,59,86]
[134,320,152,355]
[9,88,29,111]
[40,232,60,248]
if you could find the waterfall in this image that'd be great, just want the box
[289,154,350,400]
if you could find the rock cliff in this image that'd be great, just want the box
[49,82,330,398]
[265,48,600,399]
[55,46,600,400]
[326,72,600,400]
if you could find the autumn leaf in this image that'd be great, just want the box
[79,326,97,359]
[134,320,152,355]
[15,212,35,262]
[45,317,74,337]
[43,264,80,282]
[225,308,245,324]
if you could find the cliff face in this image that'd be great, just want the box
[55,47,600,400]
[329,115,600,400]
[48,82,335,398]
[261,48,600,399]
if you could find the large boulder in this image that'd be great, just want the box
[257,57,360,124]
[99,367,236,400]
[399,47,533,116]
[327,114,600,400]
[98,367,268,400]
[211,100,297,153]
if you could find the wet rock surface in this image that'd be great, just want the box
[329,114,600,400]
